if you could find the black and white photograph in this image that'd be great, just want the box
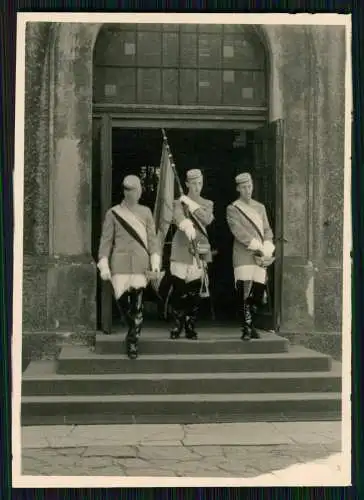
[13,13,351,486]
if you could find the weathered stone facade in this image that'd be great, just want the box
[22,22,346,360]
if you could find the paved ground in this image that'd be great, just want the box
[19,421,347,484]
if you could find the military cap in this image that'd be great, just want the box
[186,169,203,181]
[123,175,141,190]
[235,172,252,185]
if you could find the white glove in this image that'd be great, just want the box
[179,195,200,213]
[150,253,161,272]
[97,258,111,281]
[262,240,275,258]
[248,238,264,252]
[100,269,111,281]
[179,218,196,241]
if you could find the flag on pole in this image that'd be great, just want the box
[153,142,175,253]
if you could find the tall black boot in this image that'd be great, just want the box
[236,280,253,341]
[169,276,187,340]
[247,282,265,339]
[126,288,144,359]
[117,293,133,330]
[184,279,201,340]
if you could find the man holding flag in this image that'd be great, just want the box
[153,135,214,339]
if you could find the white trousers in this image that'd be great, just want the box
[170,259,204,283]
[234,265,267,285]
[111,274,147,300]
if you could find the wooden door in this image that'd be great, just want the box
[253,119,285,332]
[98,115,113,333]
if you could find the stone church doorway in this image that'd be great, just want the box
[91,23,284,334]
[92,122,283,333]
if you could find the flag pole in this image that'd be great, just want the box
[161,128,202,269]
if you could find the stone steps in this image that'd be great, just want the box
[56,344,332,375]
[21,392,341,425]
[95,330,289,355]
[21,330,342,425]
[22,361,342,396]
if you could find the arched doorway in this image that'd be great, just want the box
[92,23,283,333]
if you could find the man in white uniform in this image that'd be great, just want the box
[97,175,161,358]
[226,173,275,340]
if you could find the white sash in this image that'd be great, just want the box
[233,199,264,240]
[113,204,148,249]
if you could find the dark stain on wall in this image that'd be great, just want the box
[23,22,52,255]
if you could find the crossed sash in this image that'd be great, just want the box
[232,199,264,243]
[111,204,149,255]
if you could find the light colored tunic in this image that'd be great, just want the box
[98,201,159,299]
[226,198,274,285]
[170,196,214,281]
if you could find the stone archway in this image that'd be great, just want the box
[48,22,281,259]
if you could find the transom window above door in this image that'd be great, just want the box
[93,24,267,107]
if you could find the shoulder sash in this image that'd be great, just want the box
[111,205,149,254]
[232,200,264,243]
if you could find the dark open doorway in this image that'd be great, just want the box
[92,123,280,332]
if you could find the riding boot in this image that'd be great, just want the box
[184,279,201,340]
[236,280,252,341]
[126,288,144,359]
[247,282,265,339]
[169,276,188,339]
[117,293,133,330]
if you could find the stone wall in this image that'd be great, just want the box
[23,23,98,333]
[261,25,346,341]
[23,23,51,332]
[23,22,51,255]
[311,26,345,335]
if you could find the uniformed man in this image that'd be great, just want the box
[97,175,161,359]
[226,173,275,340]
[168,169,214,340]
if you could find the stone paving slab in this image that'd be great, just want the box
[20,442,343,481]
[21,421,342,449]
[19,421,347,483]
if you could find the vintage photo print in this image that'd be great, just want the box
[12,12,352,487]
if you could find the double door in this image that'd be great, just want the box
[92,115,284,333]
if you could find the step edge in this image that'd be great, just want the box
[22,372,342,381]
[21,392,343,403]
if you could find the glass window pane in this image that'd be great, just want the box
[137,23,161,31]
[162,32,179,67]
[198,24,223,34]
[222,70,266,106]
[162,69,178,104]
[93,67,136,103]
[137,32,162,66]
[180,24,198,33]
[223,34,265,70]
[179,70,197,104]
[137,69,161,103]
[94,30,136,66]
[180,33,197,67]
[100,23,137,32]
[251,71,267,106]
[197,70,222,105]
[198,33,222,68]
[162,23,180,32]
